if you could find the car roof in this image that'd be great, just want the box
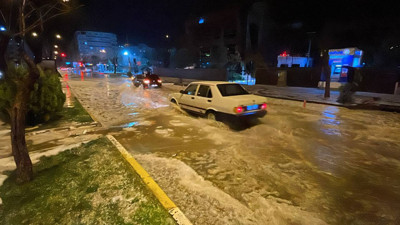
[189,81,234,86]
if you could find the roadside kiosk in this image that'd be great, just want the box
[328,47,363,82]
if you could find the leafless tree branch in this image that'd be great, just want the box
[0,9,7,24]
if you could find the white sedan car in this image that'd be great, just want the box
[169,81,267,120]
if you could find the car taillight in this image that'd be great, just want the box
[234,106,243,113]
[144,79,150,84]
[260,103,267,110]
[157,79,162,83]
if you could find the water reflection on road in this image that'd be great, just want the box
[321,106,341,136]
[65,72,400,225]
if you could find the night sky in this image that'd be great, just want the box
[47,0,399,50]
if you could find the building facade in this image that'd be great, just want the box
[182,2,269,69]
[74,31,118,63]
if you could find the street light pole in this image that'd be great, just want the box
[306,32,316,67]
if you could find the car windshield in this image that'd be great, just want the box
[148,75,159,79]
[135,75,143,79]
[217,84,249,96]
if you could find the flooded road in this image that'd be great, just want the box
[65,72,400,225]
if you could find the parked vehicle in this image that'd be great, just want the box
[132,74,162,88]
[169,81,267,120]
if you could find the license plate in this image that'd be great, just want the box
[247,104,259,111]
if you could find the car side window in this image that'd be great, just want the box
[184,84,198,95]
[197,85,212,98]
[207,88,213,98]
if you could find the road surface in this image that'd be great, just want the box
[65,72,400,225]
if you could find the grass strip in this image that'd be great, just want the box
[0,138,175,225]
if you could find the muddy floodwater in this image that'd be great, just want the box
[66,72,400,225]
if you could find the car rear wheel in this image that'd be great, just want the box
[206,111,217,121]
[134,83,140,87]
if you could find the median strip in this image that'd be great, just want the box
[106,135,193,225]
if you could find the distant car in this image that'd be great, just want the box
[132,74,162,88]
[169,81,267,120]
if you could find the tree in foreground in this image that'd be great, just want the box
[0,0,73,183]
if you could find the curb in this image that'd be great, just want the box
[254,92,400,112]
[106,135,192,225]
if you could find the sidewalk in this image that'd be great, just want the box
[245,84,400,111]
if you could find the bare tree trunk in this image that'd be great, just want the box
[323,52,331,98]
[10,88,33,183]
[8,51,40,183]
[324,68,331,98]
[0,34,10,73]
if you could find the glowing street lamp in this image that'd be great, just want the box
[165,34,169,39]
[55,34,62,39]
[60,53,66,57]
[123,51,129,56]
[0,26,6,32]
[32,32,38,37]
[54,51,59,55]
[54,45,59,48]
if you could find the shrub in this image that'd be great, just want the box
[0,63,23,122]
[0,63,65,125]
[27,68,65,125]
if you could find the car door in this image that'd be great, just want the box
[179,84,199,112]
[195,85,213,115]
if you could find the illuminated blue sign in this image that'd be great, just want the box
[329,50,344,55]
[199,18,205,24]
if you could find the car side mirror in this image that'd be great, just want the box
[180,90,185,94]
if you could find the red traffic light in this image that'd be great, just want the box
[60,53,66,57]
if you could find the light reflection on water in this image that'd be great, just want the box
[122,121,139,127]
[105,74,110,97]
[65,84,74,108]
[320,106,341,136]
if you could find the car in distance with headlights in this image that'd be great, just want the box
[132,74,162,88]
[169,81,267,120]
